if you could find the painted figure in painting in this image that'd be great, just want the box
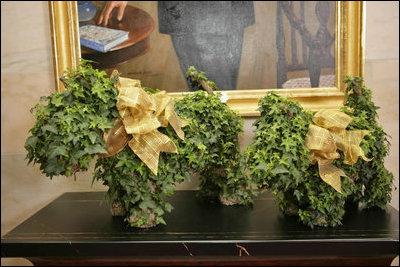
[157,2,254,90]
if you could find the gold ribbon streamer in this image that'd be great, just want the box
[101,72,188,175]
[305,109,371,193]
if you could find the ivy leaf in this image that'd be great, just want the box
[272,165,289,175]
[254,162,269,172]
[25,136,38,149]
[294,190,302,201]
[139,199,156,210]
[87,131,98,144]
[42,124,58,134]
[48,145,67,159]
[156,217,167,225]
[70,150,87,163]
[164,202,174,213]
[92,82,108,103]
[44,158,65,175]
[196,142,206,151]
[50,94,64,107]
[84,144,107,154]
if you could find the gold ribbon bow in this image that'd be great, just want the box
[305,109,371,193]
[102,73,188,175]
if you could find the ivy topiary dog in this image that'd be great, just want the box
[247,76,394,228]
[175,67,258,205]
[246,92,353,228]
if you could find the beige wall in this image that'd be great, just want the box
[364,1,399,210]
[1,2,398,265]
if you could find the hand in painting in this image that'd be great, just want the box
[97,1,128,27]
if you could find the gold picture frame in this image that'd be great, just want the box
[49,1,365,117]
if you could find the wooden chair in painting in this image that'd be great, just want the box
[276,1,335,89]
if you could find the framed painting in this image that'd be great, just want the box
[49,1,364,116]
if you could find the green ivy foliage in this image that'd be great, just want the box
[175,91,258,205]
[25,60,119,178]
[246,93,352,228]
[337,76,394,210]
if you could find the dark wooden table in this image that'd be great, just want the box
[1,191,398,266]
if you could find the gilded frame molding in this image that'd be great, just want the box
[49,1,365,116]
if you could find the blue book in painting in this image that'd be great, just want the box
[79,25,129,53]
